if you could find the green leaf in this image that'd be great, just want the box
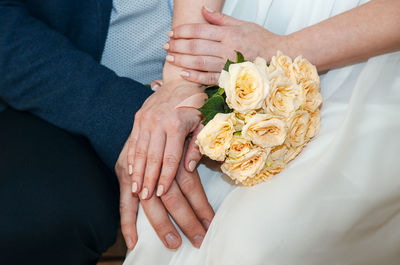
[204,85,220,98]
[236,51,245,63]
[223,59,234,72]
[198,94,226,125]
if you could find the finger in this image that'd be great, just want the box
[127,116,141,177]
[120,175,139,250]
[176,165,214,231]
[161,181,207,248]
[157,131,185,197]
[141,129,166,200]
[171,23,223,41]
[166,53,225,72]
[202,6,242,26]
[165,39,225,58]
[180,69,221,85]
[131,129,150,194]
[185,124,204,172]
[151,80,163,91]
[141,193,182,250]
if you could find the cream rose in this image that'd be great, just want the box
[268,51,296,81]
[286,110,310,147]
[228,134,253,160]
[293,55,320,85]
[242,113,287,148]
[299,81,322,112]
[219,58,269,113]
[221,148,268,183]
[306,109,321,139]
[264,77,305,118]
[196,113,236,161]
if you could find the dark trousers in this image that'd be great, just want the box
[0,108,120,265]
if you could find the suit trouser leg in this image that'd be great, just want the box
[0,108,120,265]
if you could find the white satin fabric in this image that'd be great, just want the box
[124,0,400,264]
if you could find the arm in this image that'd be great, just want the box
[126,0,225,200]
[0,1,152,169]
[165,0,400,83]
[284,0,400,71]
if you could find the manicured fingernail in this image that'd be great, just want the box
[202,219,211,230]
[166,55,174,62]
[188,160,197,172]
[180,71,190,78]
[193,235,204,248]
[128,164,133,175]
[151,84,160,91]
[167,31,174,38]
[204,6,215,13]
[132,182,138,193]
[156,185,164,197]
[165,233,179,249]
[163,43,170,50]
[141,188,149,200]
[126,236,134,249]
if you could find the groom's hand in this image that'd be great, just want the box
[140,158,214,249]
[115,141,140,250]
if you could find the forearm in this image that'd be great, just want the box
[163,0,225,84]
[0,3,152,169]
[282,0,400,72]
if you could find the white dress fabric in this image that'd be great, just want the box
[124,0,400,264]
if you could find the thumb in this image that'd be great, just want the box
[202,6,241,26]
[185,123,204,172]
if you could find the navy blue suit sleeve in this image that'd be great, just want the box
[0,2,153,170]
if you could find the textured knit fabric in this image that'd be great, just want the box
[101,0,172,84]
[0,0,153,169]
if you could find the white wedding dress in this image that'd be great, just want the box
[124,0,400,264]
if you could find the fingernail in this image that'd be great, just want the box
[156,185,164,197]
[202,219,211,230]
[163,43,170,50]
[180,71,190,78]
[165,233,180,249]
[166,55,174,62]
[167,31,174,38]
[128,164,133,175]
[141,187,149,200]
[126,236,134,249]
[193,234,204,248]
[132,182,138,193]
[151,84,160,91]
[188,160,197,172]
[204,6,215,13]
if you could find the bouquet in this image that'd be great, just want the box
[196,51,322,186]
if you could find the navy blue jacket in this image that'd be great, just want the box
[0,0,153,169]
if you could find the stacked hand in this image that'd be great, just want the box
[115,79,211,250]
[163,7,286,85]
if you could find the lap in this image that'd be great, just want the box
[0,108,120,265]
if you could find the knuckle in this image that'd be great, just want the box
[147,153,162,165]
[142,111,152,121]
[208,74,219,85]
[134,111,142,121]
[195,57,206,68]
[179,175,196,194]
[163,154,179,168]
[152,222,171,235]
[188,40,198,53]
[134,149,147,161]
[161,192,180,208]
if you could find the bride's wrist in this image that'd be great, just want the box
[162,62,202,91]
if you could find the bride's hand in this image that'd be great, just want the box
[127,80,205,200]
[164,7,287,85]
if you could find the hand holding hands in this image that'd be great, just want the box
[127,80,204,200]
[164,7,286,85]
